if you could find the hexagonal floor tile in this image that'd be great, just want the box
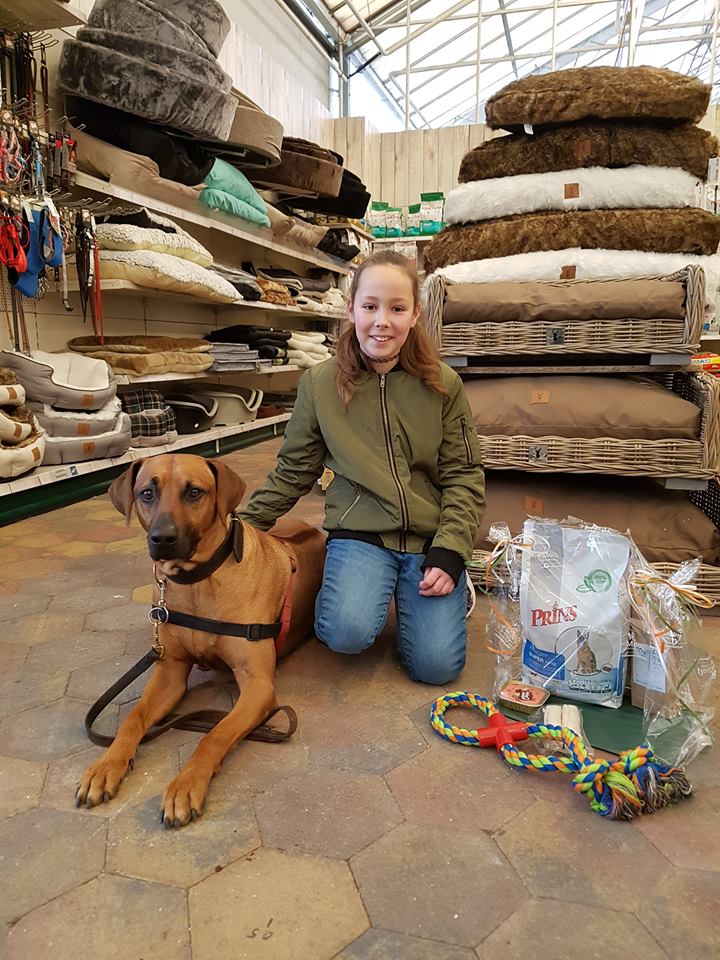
[46,586,132,615]
[25,630,125,674]
[0,642,29,673]
[189,847,368,960]
[85,603,150,633]
[641,867,720,959]
[41,742,179,819]
[255,766,402,859]
[386,741,534,834]
[494,800,669,912]
[0,807,106,924]
[350,822,527,946]
[637,789,719,872]
[9,612,85,646]
[4,874,190,960]
[0,697,119,762]
[685,745,720,788]
[337,928,476,959]
[0,593,51,623]
[476,899,667,960]
[3,557,66,584]
[66,654,152,704]
[0,664,68,720]
[106,786,260,887]
[298,704,427,776]
[0,756,47,818]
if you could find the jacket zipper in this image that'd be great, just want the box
[460,417,473,465]
[379,374,409,551]
[338,491,361,525]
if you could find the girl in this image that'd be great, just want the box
[238,250,485,684]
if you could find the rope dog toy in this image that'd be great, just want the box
[431,692,693,820]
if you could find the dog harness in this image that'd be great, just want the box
[84,517,298,748]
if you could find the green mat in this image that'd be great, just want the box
[503,696,645,755]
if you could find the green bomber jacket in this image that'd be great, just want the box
[237,357,486,583]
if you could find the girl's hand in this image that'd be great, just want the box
[419,567,455,597]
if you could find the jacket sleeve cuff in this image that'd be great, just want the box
[421,547,465,587]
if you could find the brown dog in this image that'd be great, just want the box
[75,453,325,827]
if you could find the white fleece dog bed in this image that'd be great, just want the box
[42,412,132,465]
[437,249,720,312]
[28,396,123,438]
[97,250,238,303]
[0,419,45,478]
[444,166,701,225]
[96,214,213,267]
[0,351,117,411]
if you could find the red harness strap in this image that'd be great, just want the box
[274,551,298,655]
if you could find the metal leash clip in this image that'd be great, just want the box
[148,566,168,658]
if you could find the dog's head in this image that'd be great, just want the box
[109,454,247,562]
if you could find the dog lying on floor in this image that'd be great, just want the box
[75,453,325,827]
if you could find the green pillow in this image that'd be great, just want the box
[203,158,267,215]
[199,188,271,228]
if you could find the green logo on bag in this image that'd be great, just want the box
[576,569,613,593]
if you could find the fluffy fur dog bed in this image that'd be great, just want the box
[485,66,710,130]
[459,123,717,183]
[445,166,700,224]
[57,0,235,140]
[250,140,343,198]
[423,208,720,273]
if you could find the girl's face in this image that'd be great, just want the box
[350,265,419,363]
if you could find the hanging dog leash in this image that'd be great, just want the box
[430,692,693,820]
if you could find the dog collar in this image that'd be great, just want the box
[164,517,244,585]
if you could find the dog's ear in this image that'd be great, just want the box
[108,460,143,522]
[208,459,247,520]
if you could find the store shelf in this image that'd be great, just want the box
[0,0,85,30]
[323,221,375,242]
[700,332,720,341]
[73,173,352,275]
[114,367,301,386]
[65,280,345,320]
[371,235,435,244]
[0,413,290,498]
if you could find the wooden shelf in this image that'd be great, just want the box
[372,235,435,244]
[0,0,85,30]
[65,280,345,320]
[322,221,375,242]
[0,413,290,497]
[114,367,301,386]
[73,173,352,275]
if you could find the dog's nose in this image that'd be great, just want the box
[149,525,178,547]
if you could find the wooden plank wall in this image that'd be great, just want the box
[325,106,720,206]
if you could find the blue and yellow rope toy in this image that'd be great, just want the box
[431,692,693,820]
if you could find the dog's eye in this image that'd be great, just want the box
[139,489,154,503]
[188,487,203,500]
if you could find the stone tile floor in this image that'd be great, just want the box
[1,438,719,959]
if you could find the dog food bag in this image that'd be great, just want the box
[385,207,403,238]
[405,203,421,236]
[420,192,445,235]
[519,519,631,708]
[370,201,388,238]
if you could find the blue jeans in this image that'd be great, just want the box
[314,538,467,684]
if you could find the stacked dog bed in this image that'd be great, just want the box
[421,65,720,602]
[0,351,131,467]
[68,335,214,378]
[206,325,333,368]
[120,389,178,447]
[79,208,238,304]
[0,369,45,479]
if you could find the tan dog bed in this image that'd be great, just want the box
[485,66,710,131]
[423,208,720,273]
[459,123,717,183]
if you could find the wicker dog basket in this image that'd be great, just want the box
[424,266,704,358]
[473,371,720,479]
[468,479,720,606]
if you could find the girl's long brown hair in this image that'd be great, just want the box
[334,250,447,405]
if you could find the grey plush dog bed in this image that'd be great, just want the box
[57,0,235,140]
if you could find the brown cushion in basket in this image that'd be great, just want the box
[475,472,720,565]
[443,278,686,325]
[464,375,701,440]
[485,67,710,131]
[423,208,720,274]
[459,123,717,184]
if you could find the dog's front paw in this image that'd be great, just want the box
[76,753,132,809]
[161,768,209,829]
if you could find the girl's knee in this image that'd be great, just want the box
[315,611,376,655]
[408,647,466,685]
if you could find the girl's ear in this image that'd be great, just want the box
[410,302,421,327]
